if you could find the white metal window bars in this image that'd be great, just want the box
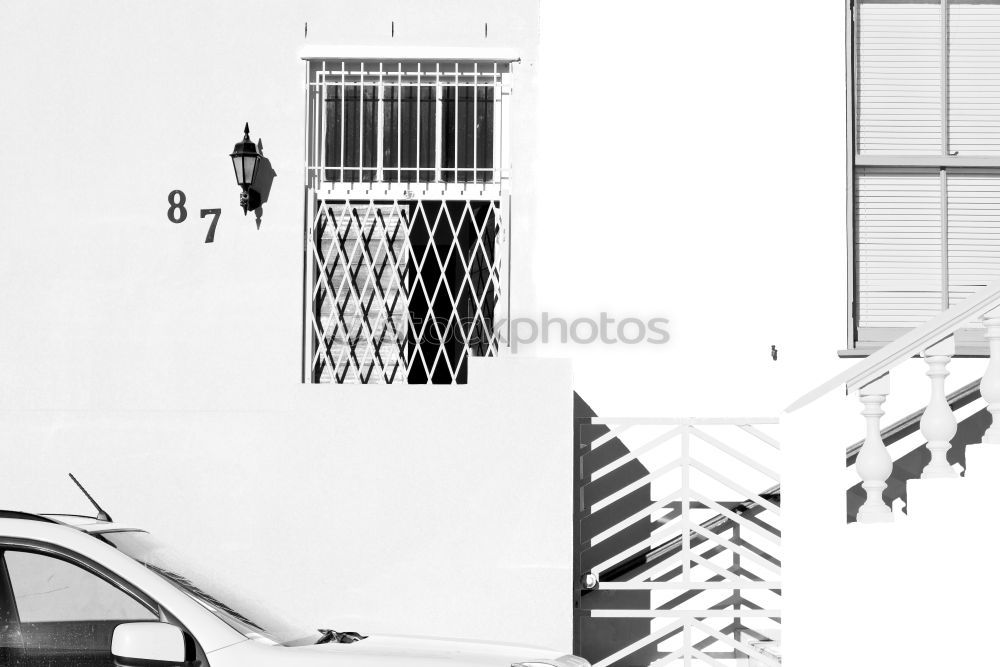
[305,59,511,196]
[303,59,512,384]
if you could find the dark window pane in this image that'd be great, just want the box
[325,85,377,183]
[476,86,494,182]
[441,86,465,182]
[417,86,437,182]
[442,86,495,183]
[384,86,436,183]
[382,86,398,180]
[324,86,352,182]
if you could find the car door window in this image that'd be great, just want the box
[3,550,157,667]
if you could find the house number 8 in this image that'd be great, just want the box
[167,190,188,224]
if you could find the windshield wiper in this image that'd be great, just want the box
[316,629,367,644]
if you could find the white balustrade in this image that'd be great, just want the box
[786,279,1000,526]
[856,374,893,523]
[919,337,958,478]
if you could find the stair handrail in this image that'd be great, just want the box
[785,277,1000,413]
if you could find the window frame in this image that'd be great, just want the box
[846,0,1000,355]
[301,51,516,384]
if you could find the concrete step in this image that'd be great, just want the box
[906,444,1000,522]
[963,443,1000,479]
[905,477,969,523]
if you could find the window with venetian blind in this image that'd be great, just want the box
[851,0,1000,353]
[301,57,513,384]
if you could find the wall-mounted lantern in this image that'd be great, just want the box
[230,123,262,215]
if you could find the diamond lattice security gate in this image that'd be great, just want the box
[306,196,507,384]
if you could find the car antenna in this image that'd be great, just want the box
[68,473,113,523]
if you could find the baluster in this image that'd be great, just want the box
[857,374,893,523]
[982,312,1000,445]
[920,337,958,478]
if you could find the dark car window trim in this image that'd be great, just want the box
[0,550,20,626]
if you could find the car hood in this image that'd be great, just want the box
[292,633,579,666]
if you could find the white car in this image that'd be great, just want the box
[0,511,587,667]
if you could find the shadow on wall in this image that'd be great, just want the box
[252,139,277,229]
[846,390,989,523]
[573,393,655,665]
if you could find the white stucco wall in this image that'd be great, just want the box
[533,0,852,418]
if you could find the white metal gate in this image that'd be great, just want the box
[304,196,507,384]
[575,417,781,666]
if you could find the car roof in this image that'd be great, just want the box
[41,514,144,534]
[0,511,143,535]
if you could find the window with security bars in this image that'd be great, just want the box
[308,60,508,187]
[303,58,513,384]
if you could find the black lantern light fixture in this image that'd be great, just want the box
[230,122,262,214]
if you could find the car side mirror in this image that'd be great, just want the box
[111,622,188,665]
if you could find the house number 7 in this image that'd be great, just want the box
[201,209,221,244]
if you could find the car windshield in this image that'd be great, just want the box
[102,530,320,646]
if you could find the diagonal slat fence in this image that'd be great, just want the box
[575,418,781,666]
